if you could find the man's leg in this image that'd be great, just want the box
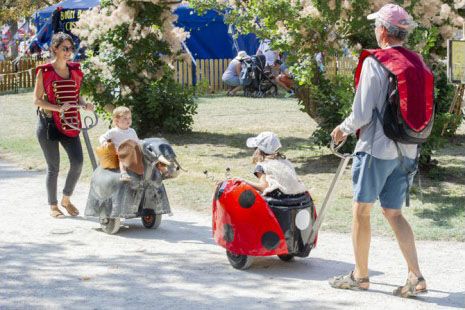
[382,208,426,291]
[353,202,373,281]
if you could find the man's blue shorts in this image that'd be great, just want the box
[351,152,417,209]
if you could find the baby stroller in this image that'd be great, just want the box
[240,55,278,98]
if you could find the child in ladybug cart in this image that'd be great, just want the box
[241,131,307,199]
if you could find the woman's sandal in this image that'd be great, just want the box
[393,275,427,298]
[329,271,370,291]
[61,202,79,217]
[50,207,65,218]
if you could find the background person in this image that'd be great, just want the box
[328,4,428,297]
[271,59,295,97]
[222,50,248,96]
[33,32,94,218]
[256,39,279,67]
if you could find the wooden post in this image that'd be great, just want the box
[187,61,193,86]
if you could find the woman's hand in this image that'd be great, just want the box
[59,103,72,112]
[83,103,95,111]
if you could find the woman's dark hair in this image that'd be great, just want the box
[50,32,74,56]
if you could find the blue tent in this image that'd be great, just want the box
[33,0,100,31]
[175,5,258,59]
[30,0,100,52]
[31,2,259,59]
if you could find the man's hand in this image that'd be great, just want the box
[331,126,348,144]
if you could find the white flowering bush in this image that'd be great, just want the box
[73,0,197,134]
[190,0,464,161]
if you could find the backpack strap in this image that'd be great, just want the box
[373,75,418,207]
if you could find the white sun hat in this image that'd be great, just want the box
[246,131,282,154]
[235,50,248,60]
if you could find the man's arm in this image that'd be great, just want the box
[339,57,383,134]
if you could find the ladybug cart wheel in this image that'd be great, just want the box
[278,254,295,262]
[141,209,162,229]
[226,250,254,270]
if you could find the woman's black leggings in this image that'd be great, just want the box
[36,115,83,205]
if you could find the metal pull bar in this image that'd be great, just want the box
[61,108,99,170]
[307,138,352,246]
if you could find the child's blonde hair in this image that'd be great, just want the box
[112,106,131,127]
[252,148,286,164]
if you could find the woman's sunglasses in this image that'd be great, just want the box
[60,46,74,52]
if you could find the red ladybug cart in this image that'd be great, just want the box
[212,139,351,269]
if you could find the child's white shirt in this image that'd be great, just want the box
[99,127,139,149]
[256,158,307,195]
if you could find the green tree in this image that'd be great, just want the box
[189,0,464,160]
[1,0,60,58]
[73,0,197,135]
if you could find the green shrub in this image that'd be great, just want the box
[74,0,197,135]
[132,77,197,136]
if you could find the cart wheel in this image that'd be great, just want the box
[100,218,121,234]
[226,250,253,270]
[141,213,162,229]
[278,254,295,262]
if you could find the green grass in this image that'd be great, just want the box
[1,93,464,241]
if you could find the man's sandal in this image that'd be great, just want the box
[329,271,370,290]
[61,202,79,216]
[50,208,65,218]
[393,275,427,298]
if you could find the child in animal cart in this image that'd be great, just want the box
[99,106,139,181]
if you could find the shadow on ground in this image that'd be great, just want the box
[164,131,315,150]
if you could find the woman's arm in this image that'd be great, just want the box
[33,69,64,112]
[244,173,269,193]
[235,62,242,76]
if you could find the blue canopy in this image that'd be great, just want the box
[31,2,259,60]
[175,5,258,59]
[33,0,100,30]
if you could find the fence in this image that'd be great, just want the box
[326,57,358,77]
[0,59,45,93]
[174,58,232,92]
[1,57,358,94]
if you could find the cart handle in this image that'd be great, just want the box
[330,137,351,159]
[60,106,98,131]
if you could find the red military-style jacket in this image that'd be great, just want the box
[36,62,83,137]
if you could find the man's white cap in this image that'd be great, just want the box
[367,3,416,30]
[246,131,282,154]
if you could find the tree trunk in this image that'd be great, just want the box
[7,20,19,60]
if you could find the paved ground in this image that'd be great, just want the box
[0,159,464,309]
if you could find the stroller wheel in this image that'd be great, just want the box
[226,250,254,270]
[100,217,121,234]
[278,254,295,262]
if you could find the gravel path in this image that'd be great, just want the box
[0,159,464,309]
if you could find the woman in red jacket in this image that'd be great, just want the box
[33,32,94,218]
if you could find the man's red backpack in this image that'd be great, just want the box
[355,47,435,144]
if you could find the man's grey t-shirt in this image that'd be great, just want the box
[339,49,418,160]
